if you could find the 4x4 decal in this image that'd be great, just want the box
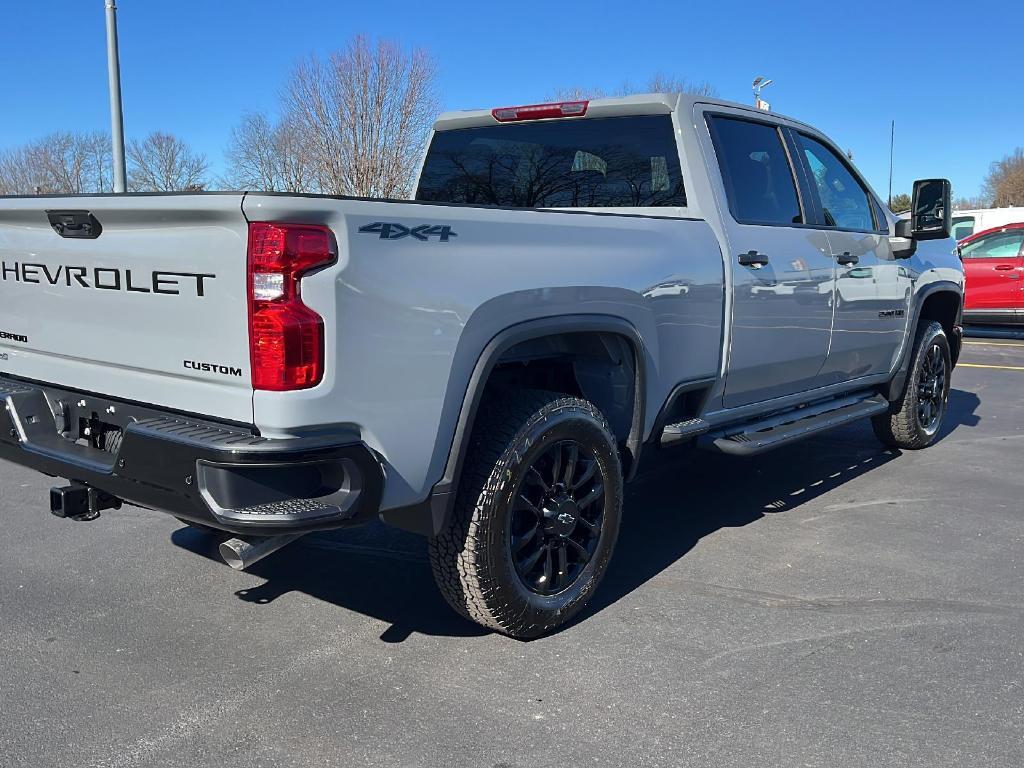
[358,222,458,242]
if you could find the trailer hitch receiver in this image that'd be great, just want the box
[49,483,122,521]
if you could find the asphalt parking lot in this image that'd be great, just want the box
[1,333,1022,768]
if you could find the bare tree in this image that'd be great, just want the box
[631,73,717,97]
[982,148,1024,207]
[954,195,990,211]
[545,86,598,102]
[127,131,208,191]
[283,36,439,197]
[0,132,112,194]
[222,112,314,192]
[0,146,38,195]
[547,74,718,102]
[37,132,112,193]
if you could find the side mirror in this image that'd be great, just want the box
[910,178,952,240]
[891,215,915,259]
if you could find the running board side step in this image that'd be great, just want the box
[699,395,890,456]
[659,418,711,446]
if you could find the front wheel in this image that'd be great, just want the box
[873,320,951,449]
[429,390,623,639]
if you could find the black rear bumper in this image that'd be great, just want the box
[0,376,384,536]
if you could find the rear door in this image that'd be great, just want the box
[702,110,836,408]
[0,194,254,423]
[791,131,910,383]
[960,227,1024,319]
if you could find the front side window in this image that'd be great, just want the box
[873,198,890,232]
[960,230,1024,259]
[708,116,802,226]
[416,115,686,208]
[799,134,875,231]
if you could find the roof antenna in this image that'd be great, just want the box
[888,120,895,208]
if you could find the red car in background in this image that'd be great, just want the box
[959,223,1024,325]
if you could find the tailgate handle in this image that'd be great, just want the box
[46,210,103,239]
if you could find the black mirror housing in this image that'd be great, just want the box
[911,178,952,240]
[891,217,916,259]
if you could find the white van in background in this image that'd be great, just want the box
[952,207,1024,240]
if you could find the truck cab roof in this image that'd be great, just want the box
[432,92,816,133]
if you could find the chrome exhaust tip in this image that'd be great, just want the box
[219,533,304,571]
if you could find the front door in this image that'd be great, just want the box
[960,227,1024,322]
[793,131,910,383]
[704,112,836,408]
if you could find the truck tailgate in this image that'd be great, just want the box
[0,194,253,424]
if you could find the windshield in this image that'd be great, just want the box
[416,115,686,208]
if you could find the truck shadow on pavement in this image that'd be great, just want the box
[171,389,980,642]
[572,386,980,630]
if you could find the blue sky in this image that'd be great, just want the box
[2,0,1020,199]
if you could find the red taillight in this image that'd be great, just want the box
[247,222,335,391]
[491,100,589,123]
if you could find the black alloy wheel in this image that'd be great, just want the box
[510,439,606,596]
[872,320,951,450]
[428,390,623,639]
[916,341,948,436]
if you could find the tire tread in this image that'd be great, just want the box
[428,389,620,638]
[873,320,950,450]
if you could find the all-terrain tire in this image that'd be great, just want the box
[872,320,951,449]
[428,390,623,639]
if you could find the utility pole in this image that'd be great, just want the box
[105,0,127,193]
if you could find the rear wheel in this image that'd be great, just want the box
[428,390,623,639]
[873,320,951,449]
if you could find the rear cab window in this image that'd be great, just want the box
[706,116,803,226]
[416,115,686,208]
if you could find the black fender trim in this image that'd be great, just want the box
[882,281,963,402]
[380,315,648,537]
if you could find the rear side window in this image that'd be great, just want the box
[960,230,1024,259]
[416,115,686,208]
[707,116,802,226]
[798,134,875,231]
[952,216,975,240]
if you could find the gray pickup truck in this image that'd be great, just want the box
[0,94,963,637]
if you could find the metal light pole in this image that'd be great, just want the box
[752,76,773,111]
[105,0,127,192]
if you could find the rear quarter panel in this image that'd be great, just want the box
[243,195,725,509]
